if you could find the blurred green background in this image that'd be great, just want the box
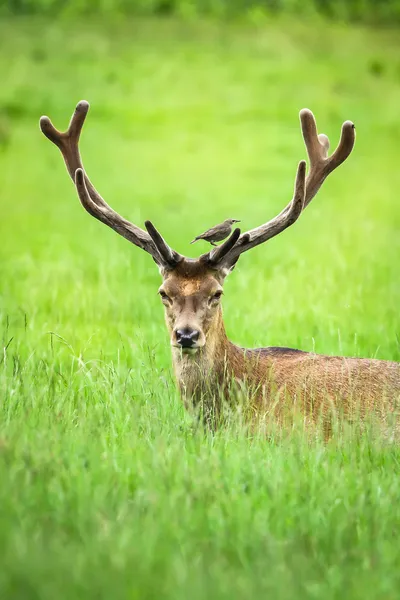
[1,5,400,600]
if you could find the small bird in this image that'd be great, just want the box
[190,219,241,246]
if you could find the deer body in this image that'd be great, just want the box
[174,334,400,431]
[40,101,400,435]
[166,261,400,432]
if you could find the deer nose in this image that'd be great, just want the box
[175,328,200,348]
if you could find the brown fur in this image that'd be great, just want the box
[160,260,400,436]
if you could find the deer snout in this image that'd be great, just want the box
[174,327,200,348]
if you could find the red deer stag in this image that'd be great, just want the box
[40,102,400,434]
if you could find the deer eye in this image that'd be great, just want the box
[159,290,171,304]
[210,290,223,304]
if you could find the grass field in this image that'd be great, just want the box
[1,15,400,599]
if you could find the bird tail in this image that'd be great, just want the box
[190,237,199,244]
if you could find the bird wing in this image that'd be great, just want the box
[191,223,225,243]
[200,224,219,237]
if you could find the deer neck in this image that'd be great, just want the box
[171,308,233,402]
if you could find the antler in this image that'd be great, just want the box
[39,101,182,269]
[201,227,243,267]
[218,109,356,268]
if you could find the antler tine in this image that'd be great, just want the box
[202,227,242,267]
[40,102,182,269]
[214,109,355,270]
[299,108,329,167]
[40,101,104,204]
[300,108,355,207]
[144,220,181,267]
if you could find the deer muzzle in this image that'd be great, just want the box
[173,327,205,353]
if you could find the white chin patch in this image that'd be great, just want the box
[181,348,199,356]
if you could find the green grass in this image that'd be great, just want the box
[1,15,400,599]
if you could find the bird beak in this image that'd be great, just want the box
[233,220,241,223]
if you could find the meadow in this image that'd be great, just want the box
[1,15,400,599]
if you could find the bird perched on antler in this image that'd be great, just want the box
[190,218,241,246]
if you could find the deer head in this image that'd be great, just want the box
[39,102,355,356]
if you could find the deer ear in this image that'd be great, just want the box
[215,262,237,282]
[222,255,240,278]
[225,263,238,276]
[157,262,174,279]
